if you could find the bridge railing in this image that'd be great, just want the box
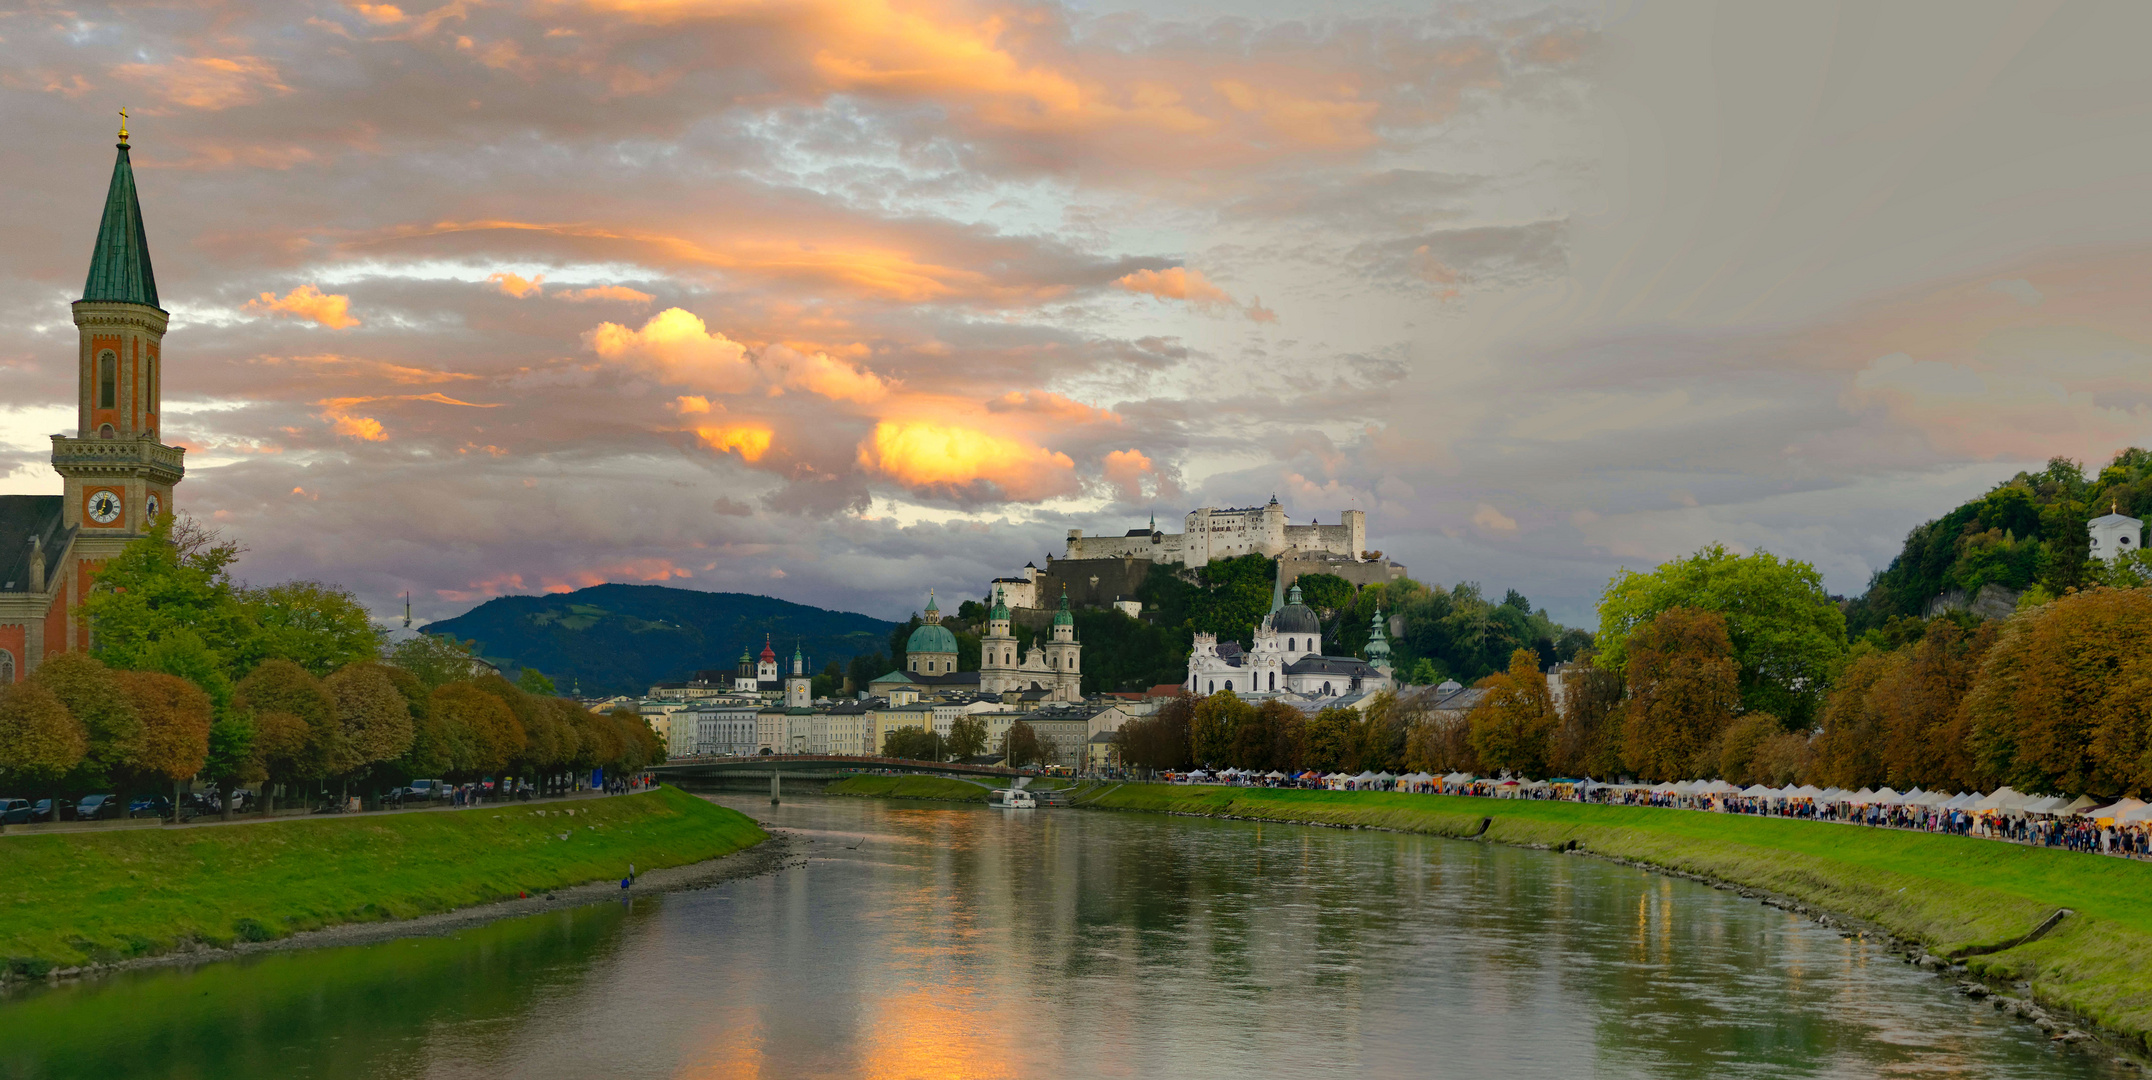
[654,754,1019,777]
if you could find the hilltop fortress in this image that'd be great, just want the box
[1064,496,1365,566]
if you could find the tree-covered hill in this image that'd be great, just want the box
[423,583,894,696]
[1849,449,2152,633]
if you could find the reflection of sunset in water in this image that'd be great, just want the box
[0,793,2107,1080]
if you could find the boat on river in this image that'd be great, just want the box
[988,787,1037,809]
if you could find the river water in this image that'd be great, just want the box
[0,794,2122,1079]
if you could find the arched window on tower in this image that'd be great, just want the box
[1224,680,1233,692]
[0,648,13,685]
[1269,671,1275,691]
[98,352,117,410]
[1288,638,1295,652]
[99,424,115,440]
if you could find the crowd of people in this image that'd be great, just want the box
[1166,768,2152,859]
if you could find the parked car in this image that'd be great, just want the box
[128,795,173,819]
[75,793,121,820]
[31,798,75,823]
[405,779,447,801]
[0,799,32,825]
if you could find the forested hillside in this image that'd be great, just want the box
[425,584,893,696]
[1850,449,2152,632]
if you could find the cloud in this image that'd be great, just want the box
[244,285,360,329]
[858,421,1076,501]
[761,344,891,403]
[1101,448,1161,502]
[1355,221,1569,297]
[696,424,774,461]
[586,308,752,386]
[113,55,289,110]
[671,395,714,414]
[327,413,387,441]
[559,285,654,303]
[1472,503,1518,532]
[987,391,1118,425]
[489,272,545,298]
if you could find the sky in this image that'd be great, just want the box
[6,0,2152,630]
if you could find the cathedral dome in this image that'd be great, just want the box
[1274,583,1321,635]
[907,622,958,655]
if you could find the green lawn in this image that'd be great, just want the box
[1079,784,2152,1048]
[0,786,765,973]
[823,775,990,801]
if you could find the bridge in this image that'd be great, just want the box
[651,754,1020,803]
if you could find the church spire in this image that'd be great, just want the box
[83,119,160,310]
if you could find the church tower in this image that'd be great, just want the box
[979,586,1017,694]
[1042,587,1081,700]
[785,642,812,707]
[54,115,184,566]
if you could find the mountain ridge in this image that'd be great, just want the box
[423,583,895,696]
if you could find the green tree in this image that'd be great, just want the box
[388,634,485,690]
[237,581,381,676]
[80,516,249,677]
[1596,544,1845,726]
[882,726,936,761]
[1190,691,1254,766]
[28,652,141,786]
[233,659,339,791]
[947,714,988,761]
[1619,607,1740,782]
[1002,721,1046,768]
[516,667,558,696]
[1302,706,1351,773]
[1551,662,1623,778]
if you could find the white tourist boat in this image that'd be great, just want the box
[988,787,1038,809]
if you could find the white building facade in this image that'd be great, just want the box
[979,586,1082,700]
[1065,496,1366,566]
[1184,583,1392,699]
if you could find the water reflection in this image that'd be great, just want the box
[0,795,2123,1080]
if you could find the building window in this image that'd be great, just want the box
[1208,680,1215,694]
[0,648,12,684]
[1269,672,1276,691]
[98,353,117,409]
[1224,681,1232,692]
[1288,638,1295,651]
[1323,681,1332,695]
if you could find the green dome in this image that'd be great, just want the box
[990,586,1009,621]
[1052,587,1073,626]
[907,622,959,655]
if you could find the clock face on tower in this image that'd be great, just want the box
[146,492,161,520]
[87,489,123,525]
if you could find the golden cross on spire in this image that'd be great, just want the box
[117,106,129,145]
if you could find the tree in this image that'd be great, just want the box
[234,658,339,806]
[1002,721,1046,768]
[1596,544,1846,726]
[388,634,485,690]
[0,681,88,788]
[201,714,259,820]
[81,515,249,678]
[1965,587,2152,797]
[516,667,558,696]
[1303,706,1351,773]
[322,663,415,787]
[882,726,937,761]
[1619,608,1740,782]
[1190,691,1254,766]
[1551,662,1623,778]
[947,715,988,761]
[430,682,524,776]
[1114,695,1194,774]
[28,651,141,786]
[1467,649,1557,777]
[116,670,213,803]
[237,580,382,676]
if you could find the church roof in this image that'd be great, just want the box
[907,621,959,654]
[82,139,160,310]
[0,496,69,593]
[1273,583,1321,634]
[2090,512,2142,526]
[1283,655,1378,677]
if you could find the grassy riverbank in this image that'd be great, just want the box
[0,786,764,975]
[823,775,989,801]
[1077,783,2152,1049]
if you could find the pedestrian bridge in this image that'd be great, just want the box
[651,754,1018,801]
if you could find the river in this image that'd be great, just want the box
[0,794,2122,1079]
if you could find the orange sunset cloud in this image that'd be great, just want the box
[859,420,1075,500]
[245,284,360,329]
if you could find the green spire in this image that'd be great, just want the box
[990,585,1009,621]
[1053,585,1073,626]
[1367,607,1392,664]
[82,138,160,309]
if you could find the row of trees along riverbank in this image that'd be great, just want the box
[1117,540,2152,804]
[0,517,662,817]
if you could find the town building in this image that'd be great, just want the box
[672,702,761,757]
[2,123,186,684]
[1064,497,1365,566]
